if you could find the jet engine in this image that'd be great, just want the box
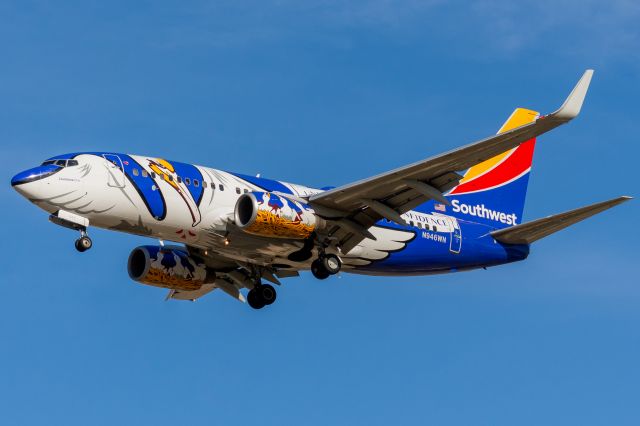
[127,245,215,291]
[234,192,322,239]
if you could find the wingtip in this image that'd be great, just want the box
[552,69,594,121]
[607,195,633,207]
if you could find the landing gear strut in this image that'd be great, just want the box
[75,229,92,252]
[311,253,341,280]
[247,282,277,310]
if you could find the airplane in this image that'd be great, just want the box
[10,70,632,309]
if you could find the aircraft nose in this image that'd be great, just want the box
[11,169,32,187]
[11,165,60,187]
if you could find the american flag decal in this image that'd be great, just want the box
[434,203,446,212]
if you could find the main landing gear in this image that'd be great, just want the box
[75,229,93,253]
[247,282,277,310]
[311,253,341,280]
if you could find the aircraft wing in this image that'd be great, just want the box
[167,245,300,303]
[491,196,632,245]
[309,70,594,253]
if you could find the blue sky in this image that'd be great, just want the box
[1,1,639,424]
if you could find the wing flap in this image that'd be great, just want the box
[491,196,631,245]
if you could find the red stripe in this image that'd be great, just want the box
[450,139,536,195]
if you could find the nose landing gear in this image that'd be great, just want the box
[75,230,93,252]
[48,210,93,253]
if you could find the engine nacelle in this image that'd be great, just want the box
[234,192,321,239]
[127,245,215,291]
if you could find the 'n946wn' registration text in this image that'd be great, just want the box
[422,232,447,243]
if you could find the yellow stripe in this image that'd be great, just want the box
[457,108,539,184]
[497,108,539,133]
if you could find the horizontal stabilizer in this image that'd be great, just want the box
[491,196,632,245]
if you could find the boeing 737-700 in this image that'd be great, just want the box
[11,70,631,309]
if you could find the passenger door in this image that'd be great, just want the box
[103,154,126,188]
[448,217,462,254]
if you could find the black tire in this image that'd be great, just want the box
[74,239,85,252]
[322,254,341,275]
[311,259,330,280]
[76,236,92,252]
[247,289,265,309]
[75,237,92,252]
[259,284,277,305]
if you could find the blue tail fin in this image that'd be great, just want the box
[445,108,539,228]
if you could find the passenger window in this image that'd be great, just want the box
[219,184,224,191]
[236,187,241,194]
[244,189,248,193]
[67,160,78,167]
[151,172,156,178]
[202,181,207,188]
[133,168,139,176]
[142,170,148,178]
[168,175,173,182]
[177,176,182,183]
[185,178,191,185]
[194,179,199,187]
[433,226,438,232]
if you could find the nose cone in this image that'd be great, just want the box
[11,165,61,187]
[11,165,63,201]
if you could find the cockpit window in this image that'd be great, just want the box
[41,159,79,167]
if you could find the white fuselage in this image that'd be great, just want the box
[13,153,456,271]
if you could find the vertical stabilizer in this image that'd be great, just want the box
[446,108,539,228]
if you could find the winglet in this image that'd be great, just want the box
[551,69,594,121]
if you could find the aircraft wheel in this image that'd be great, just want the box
[247,288,265,309]
[311,259,330,280]
[75,236,92,252]
[258,284,277,306]
[322,254,341,275]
